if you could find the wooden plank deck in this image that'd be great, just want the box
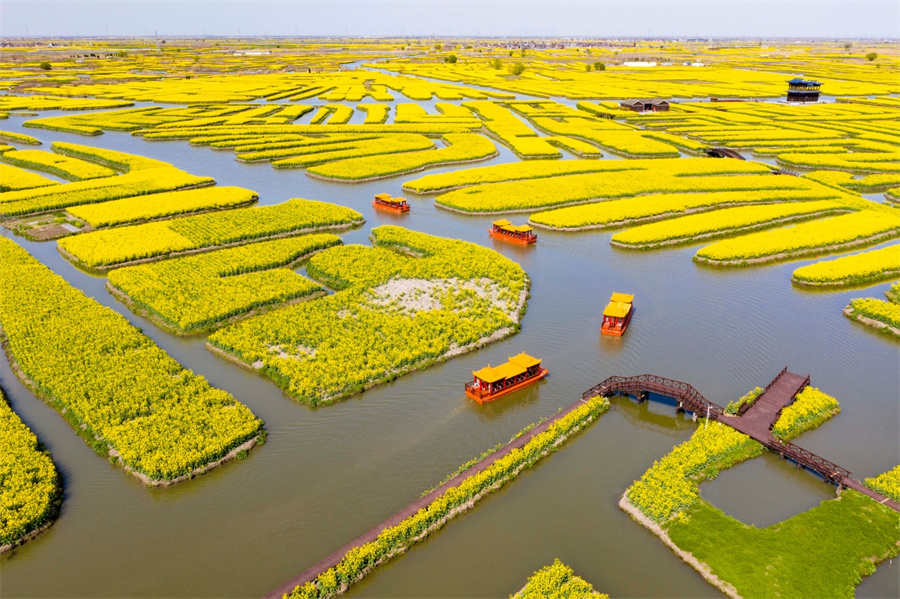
[740,370,808,430]
[840,478,900,511]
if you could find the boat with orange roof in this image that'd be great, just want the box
[373,193,410,213]
[601,292,634,337]
[465,352,547,403]
[489,219,537,245]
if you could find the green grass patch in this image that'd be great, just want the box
[666,491,900,599]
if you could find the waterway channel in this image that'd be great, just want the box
[0,93,897,598]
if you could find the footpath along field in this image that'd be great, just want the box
[280,396,609,599]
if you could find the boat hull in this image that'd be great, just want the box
[372,201,409,213]
[465,368,548,403]
[601,307,634,337]
[488,229,536,245]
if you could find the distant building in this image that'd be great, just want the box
[619,99,670,113]
[786,78,821,103]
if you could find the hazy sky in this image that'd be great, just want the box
[2,1,898,38]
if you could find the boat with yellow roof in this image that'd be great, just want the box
[489,219,537,245]
[601,292,634,337]
[465,352,547,403]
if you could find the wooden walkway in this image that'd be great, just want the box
[739,367,808,427]
[586,369,900,513]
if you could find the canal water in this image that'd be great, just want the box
[0,96,897,599]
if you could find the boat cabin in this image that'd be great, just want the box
[601,292,634,337]
[465,352,547,403]
[489,219,537,245]
[785,78,821,103]
[373,193,410,212]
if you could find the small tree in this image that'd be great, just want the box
[490,58,503,69]
[508,62,525,76]
[39,61,51,70]
[866,52,878,61]
[594,62,605,71]
[584,63,591,71]
[520,48,526,57]
[434,43,442,51]
[508,50,514,56]
[843,42,852,51]
[444,54,458,64]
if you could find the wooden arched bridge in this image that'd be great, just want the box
[584,370,898,511]
[583,374,724,420]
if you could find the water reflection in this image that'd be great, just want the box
[610,394,699,436]
[700,451,837,528]
[467,380,545,422]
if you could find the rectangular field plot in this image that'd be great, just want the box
[108,235,341,334]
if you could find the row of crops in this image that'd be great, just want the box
[0,238,265,484]
[1,41,897,581]
[844,283,900,339]
[0,136,532,552]
[512,559,607,599]
[400,155,900,298]
[0,388,60,550]
[21,100,695,179]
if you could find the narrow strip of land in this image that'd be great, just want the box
[264,396,593,599]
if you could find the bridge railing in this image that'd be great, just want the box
[584,374,724,416]
[762,437,851,482]
[763,366,789,394]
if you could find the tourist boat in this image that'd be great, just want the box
[372,193,410,213]
[489,219,537,245]
[601,292,634,337]
[465,352,547,403]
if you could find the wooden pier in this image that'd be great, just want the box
[585,369,900,513]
